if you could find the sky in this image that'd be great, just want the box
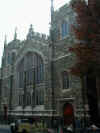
[0,0,70,66]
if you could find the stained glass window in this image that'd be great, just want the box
[61,21,68,38]
[18,53,44,92]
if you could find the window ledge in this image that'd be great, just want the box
[62,88,72,93]
[60,34,71,40]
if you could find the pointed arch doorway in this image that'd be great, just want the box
[63,102,74,126]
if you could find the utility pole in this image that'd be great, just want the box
[50,0,55,128]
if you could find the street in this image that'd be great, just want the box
[0,125,11,133]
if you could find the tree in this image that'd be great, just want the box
[69,0,100,127]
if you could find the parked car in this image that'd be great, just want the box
[10,119,31,133]
[10,119,48,133]
[16,119,32,133]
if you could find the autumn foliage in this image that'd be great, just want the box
[69,0,100,76]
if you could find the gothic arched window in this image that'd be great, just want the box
[62,71,69,89]
[18,59,24,88]
[33,54,44,84]
[39,90,44,105]
[26,93,31,105]
[19,95,23,105]
[17,52,44,88]
[61,21,69,38]
[11,52,16,64]
[35,90,44,105]
[7,53,11,64]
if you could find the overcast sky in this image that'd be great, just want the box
[0,0,70,66]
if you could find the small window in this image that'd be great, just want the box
[61,21,68,38]
[62,71,69,89]
[39,90,44,105]
[19,95,23,105]
[36,90,39,105]
[19,72,24,88]
[26,93,31,105]
[12,52,16,63]
[7,53,11,64]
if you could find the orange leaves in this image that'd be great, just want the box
[69,47,74,52]
[69,0,100,76]
[91,23,98,30]
[76,31,86,40]
[70,67,82,76]
[88,0,96,10]
[70,62,89,76]
[70,45,94,62]
[72,25,88,40]
[88,33,97,39]
[73,0,87,13]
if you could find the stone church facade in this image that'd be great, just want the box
[0,4,85,123]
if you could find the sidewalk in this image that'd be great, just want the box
[0,124,10,128]
[48,128,56,133]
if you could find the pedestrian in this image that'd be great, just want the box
[90,124,99,130]
[58,125,63,133]
[11,125,15,133]
[22,129,28,133]
[67,127,73,133]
